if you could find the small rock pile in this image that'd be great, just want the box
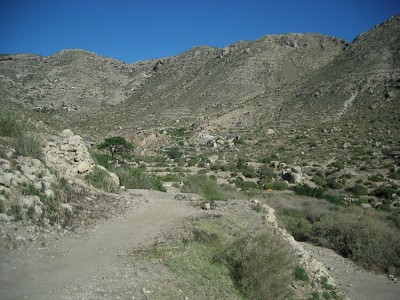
[0,156,57,222]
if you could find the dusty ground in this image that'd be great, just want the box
[0,188,399,299]
[301,243,400,300]
[0,189,204,299]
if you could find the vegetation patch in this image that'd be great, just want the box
[85,166,117,193]
[0,112,26,137]
[138,213,307,299]
[218,231,297,300]
[182,174,225,201]
[113,166,166,192]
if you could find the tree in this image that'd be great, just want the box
[98,136,133,159]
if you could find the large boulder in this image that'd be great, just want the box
[282,166,303,184]
[44,129,95,180]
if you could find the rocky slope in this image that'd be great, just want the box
[0,33,347,129]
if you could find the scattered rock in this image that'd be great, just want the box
[202,202,211,210]
[77,162,90,174]
[0,172,14,187]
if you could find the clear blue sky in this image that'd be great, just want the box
[1,0,399,63]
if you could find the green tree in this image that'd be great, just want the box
[98,136,133,159]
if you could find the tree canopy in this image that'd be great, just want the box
[98,136,133,158]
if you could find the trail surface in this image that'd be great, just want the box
[1,189,399,299]
[301,242,400,300]
[0,189,200,300]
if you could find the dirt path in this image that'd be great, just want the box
[0,189,201,300]
[1,189,400,299]
[301,242,400,300]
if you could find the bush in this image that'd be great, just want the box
[279,209,312,241]
[311,208,400,274]
[160,173,182,182]
[264,180,289,191]
[348,184,368,196]
[389,171,400,180]
[261,154,279,164]
[182,175,225,201]
[372,185,397,199]
[294,266,309,281]
[313,175,327,187]
[369,173,385,182]
[0,112,25,137]
[13,134,43,159]
[113,166,165,192]
[242,166,257,178]
[258,165,275,180]
[235,178,258,191]
[91,152,112,170]
[85,166,118,192]
[326,179,344,190]
[166,147,183,160]
[292,184,325,199]
[218,231,296,300]
[330,160,345,170]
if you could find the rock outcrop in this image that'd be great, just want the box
[44,129,95,180]
[259,202,337,291]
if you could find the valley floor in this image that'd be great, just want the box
[0,189,399,300]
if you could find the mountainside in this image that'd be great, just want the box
[0,16,398,144]
[0,33,347,128]
[1,15,400,300]
[276,14,400,124]
[1,17,399,139]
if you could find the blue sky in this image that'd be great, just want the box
[1,0,399,63]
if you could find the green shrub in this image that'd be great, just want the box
[218,231,296,300]
[330,160,345,170]
[0,112,25,137]
[294,266,309,281]
[261,154,279,164]
[113,166,166,192]
[348,184,368,196]
[264,180,289,191]
[310,292,320,300]
[182,175,225,201]
[235,177,258,192]
[322,291,333,300]
[292,184,325,199]
[167,128,185,137]
[13,134,43,159]
[313,175,327,187]
[154,162,169,167]
[160,173,181,182]
[322,194,345,206]
[7,204,23,221]
[389,171,400,180]
[369,173,385,182]
[91,151,112,170]
[372,185,397,199]
[326,179,344,190]
[22,184,44,198]
[241,165,257,178]
[311,208,400,274]
[166,147,182,160]
[85,166,117,192]
[258,165,275,180]
[279,209,312,241]
[387,212,400,229]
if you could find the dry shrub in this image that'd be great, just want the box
[312,207,400,275]
[218,231,296,300]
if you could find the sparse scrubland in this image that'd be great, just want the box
[1,15,400,299]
